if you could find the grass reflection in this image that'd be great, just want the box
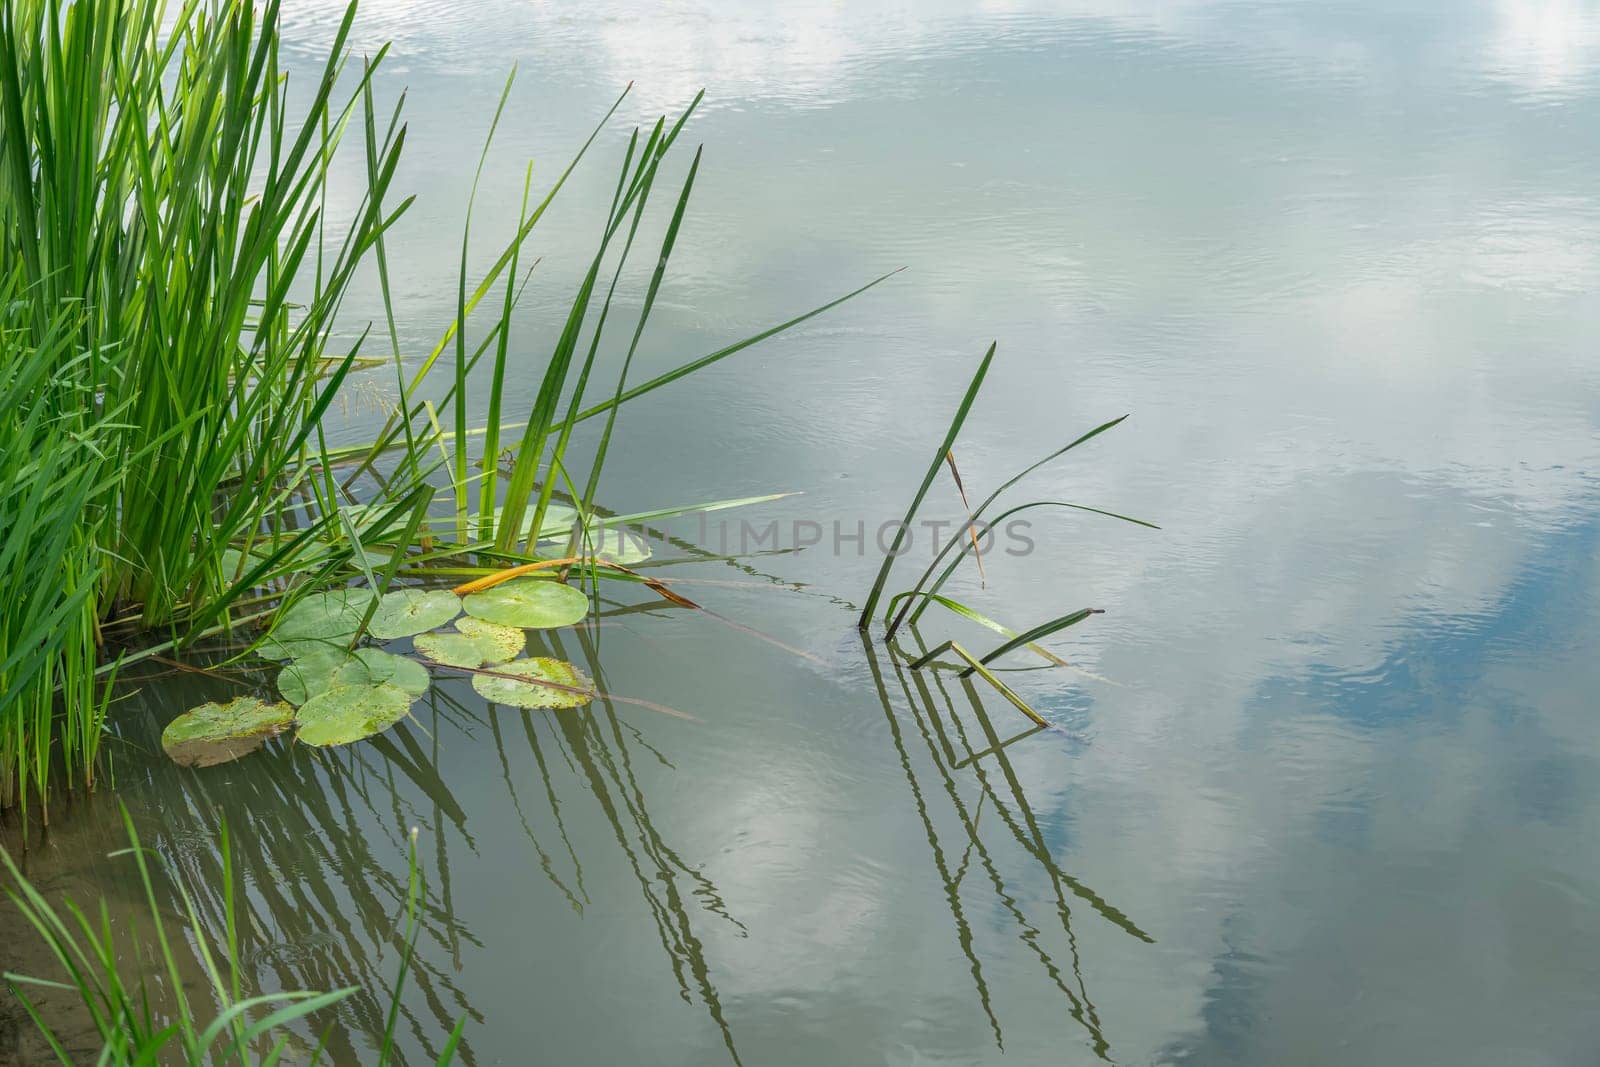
[1,628,748,1063]
[861,631,1152,1061]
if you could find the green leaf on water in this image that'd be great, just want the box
[349,648,431,695]
[412,632,485,669]
[471,657,595,709]
[555,526,652,564]
[524,502,578,539]
[461,578,589,629]
[276,648,347,706]
[161,697,296,768]
[467,503,576,540]
[258,589,377,660]
[220,544,274,584]
[456,615,528,647]
[277,589,376,636]
[366,588,462,640]
[414,617,525,669]
[277,647,430,706]
[295,683,415,747]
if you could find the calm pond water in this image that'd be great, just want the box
[7,0,1600,1063]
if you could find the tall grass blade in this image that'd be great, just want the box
[859,342,997,630]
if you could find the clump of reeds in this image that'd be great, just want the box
[0,0,414,624]
[0,0,890,819]
[0,292,118,823]
[858,342,1156,723]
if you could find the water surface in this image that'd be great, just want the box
[7,1,1600,1064]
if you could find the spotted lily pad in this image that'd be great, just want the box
[258,589,376,660]
[410,632,481,669]
[162,697,296,768]
[277,647,430,706]
[295,683,414,747]
[366,588,462,640]
[414,617,524,669]
[471,657,595,709]
[461,578,589,629]
[456,615,528,649]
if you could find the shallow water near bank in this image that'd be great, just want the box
[8,0,1600,1063]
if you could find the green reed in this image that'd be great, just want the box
[0,290,119,824]
[0,0,412,625]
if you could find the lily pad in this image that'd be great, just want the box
[550,526,652,565]
[461,578,589,629]
[275,648,348,706]
[162,697,296,768]
[258,589,375,660]
[277,647,430,706]
[466,503,577,541]
[456,615,528,650]
[411,632,482,669]
[471,657,595,709]
[347,648,431,695]
[295,683,414,747]
[220,545,275,586]
[414,618,524,669]
[366,588,462,640]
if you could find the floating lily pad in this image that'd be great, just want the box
[275,648,348,706]
[454,614,528,655]
[295,683,414,747]
[276,589,375,635]
[277,647,430,706]
[549,526,652,565]
[220,545,275,586]
[366,588,461,640]
[348,648,431,695]
[471,657,595,709]
[466,503,577,541]
[162,697,295,768]
[461,578,589,629]
[414,618,524,669]
[411,632,483,669]
[258,589,375,660]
